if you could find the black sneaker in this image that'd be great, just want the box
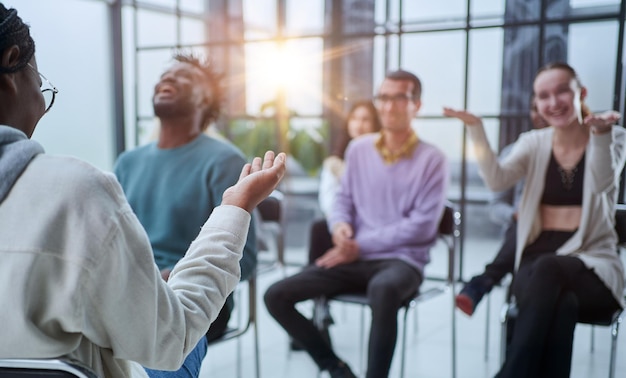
[455,275,493,316]
[327,360,357,378]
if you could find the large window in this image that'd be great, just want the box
[124,0,626,277]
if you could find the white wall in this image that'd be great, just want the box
[4,0,115,171]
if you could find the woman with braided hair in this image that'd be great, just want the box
[0,4,286,378]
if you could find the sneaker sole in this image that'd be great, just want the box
[455,294,475,316]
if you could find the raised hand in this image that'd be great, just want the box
[221,151,287,213]
[585,110,621,134]
[442,107,483,127]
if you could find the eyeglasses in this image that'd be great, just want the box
[373,93,414,106]
[27,63,58,114]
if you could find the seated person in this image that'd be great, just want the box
[455,99,548,316]
[113,53,257,349]
[444,61,625,377]
[265,69,449,378]
[304,100,382,339]
[0,5,285,377]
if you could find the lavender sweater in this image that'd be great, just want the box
[328,133,449,274]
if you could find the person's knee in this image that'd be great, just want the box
[530,255,574,288]
[263,282,284,311]
[368,284,403,310]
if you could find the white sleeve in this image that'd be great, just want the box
[82,186,248,370]
[318,165,341,218]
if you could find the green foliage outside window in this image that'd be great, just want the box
[229,116,329,176]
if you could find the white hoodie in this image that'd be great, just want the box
[0,125,247,377]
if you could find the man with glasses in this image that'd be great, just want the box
[114,52,258,375]
[265,70,449,378]
[0,4,284,378]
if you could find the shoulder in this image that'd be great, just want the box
[27,155,128,207]
[196,135,246,161]
[416,139,447,161]
[345,134,378,155]
[114,142,155,167]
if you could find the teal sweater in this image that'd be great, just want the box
[114,134,256,282]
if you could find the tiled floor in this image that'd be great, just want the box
[197,187,626,378]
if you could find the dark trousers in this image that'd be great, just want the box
[264,259,422,378]
[206,302,231,343]
[497,231,621,378]
[309,218,333,264]
[481,220,517,287]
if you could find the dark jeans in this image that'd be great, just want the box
[469,221,516,290]
[309,218,333,264]
[482,221,516,287]
[497,231,621,378]
[264,259,422,378]
[144,337,208,378]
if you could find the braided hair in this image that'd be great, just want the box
[0,4,34,73]
[173,52,223,130]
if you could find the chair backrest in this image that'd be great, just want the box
[207,270,257,346]
[256,190,283,223]
[0,359,99,378]
[438,203,456,236]
[254,190,285,270]
[436,202,459,283]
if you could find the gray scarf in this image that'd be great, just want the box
[0,126,44,203]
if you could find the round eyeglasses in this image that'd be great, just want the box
[27,63,58,114]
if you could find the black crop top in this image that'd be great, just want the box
[540,151,584,206]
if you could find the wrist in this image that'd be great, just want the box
[592,125,612,135]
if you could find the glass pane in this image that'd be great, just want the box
[137,9,177,46]
[286,0,324,35]
[503,0,541,22]
[400,31,466,116]
[245,42,276,114]
[403,0,466,24]
[568,21,619,111]
[289,117,327,175]
[467,28,504,114]
[470,0,505,25]
[373,34,400,79]
[138,118,160,146]
[374,0,390,25]
[137,50,173,118]
[243,0,277,38]
[373,35,387,90]
[229,117,281,160]
[284,39,324,115]
[571,0,619,8]
[141,0,175,10]
[245,39,323,116]
[181,18,206,45]
[179,0,205,13]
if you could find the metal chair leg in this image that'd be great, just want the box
[609,315,621,378]
[400,307,409,378]
[485,291,491,361]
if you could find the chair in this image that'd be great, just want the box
[254,190,285,275]
[498,205,626,377]
[206,270,260,378]
[0,358,98,377]
[313,203,460,378]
